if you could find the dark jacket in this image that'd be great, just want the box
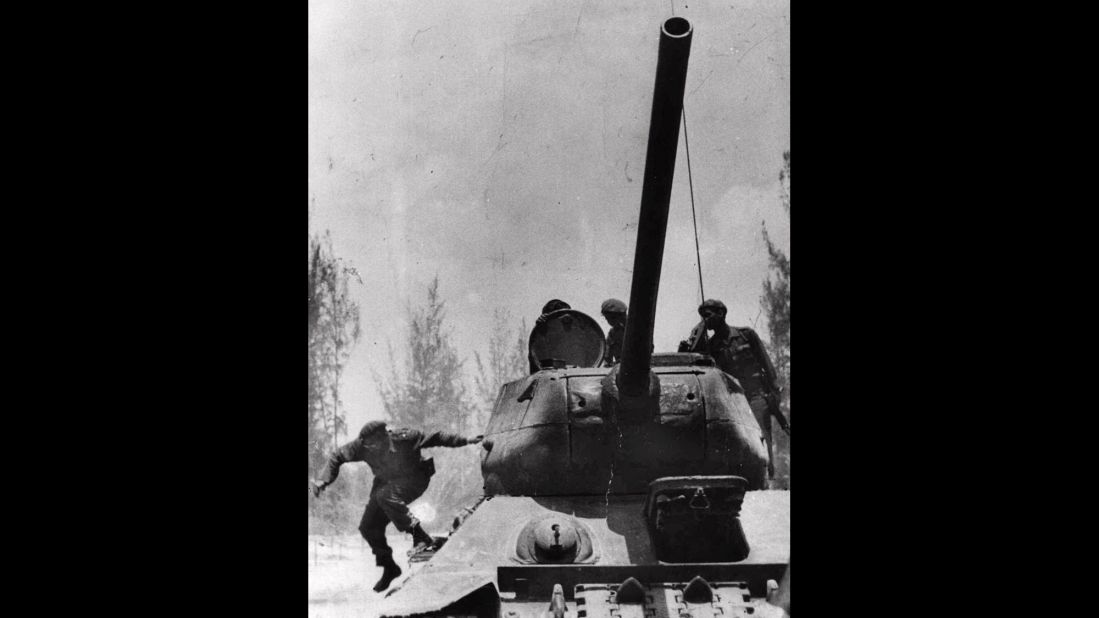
[683,322,780,397]
[705,324,781,396]
[604,324,624,366]
[318,428,472,486]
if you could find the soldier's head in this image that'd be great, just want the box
[358,421,389,450]
[600,298,627,327]
[541,299,571,314]
[698,299,728,329]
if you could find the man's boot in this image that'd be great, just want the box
[373,556,402,592]
[411,524,434,552]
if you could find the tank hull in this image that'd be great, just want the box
[378,492,789,617]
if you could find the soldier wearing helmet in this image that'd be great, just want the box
[310,421,483,592]
[600,298,628,366]
[680,299,789,476]
[536,299,571,324]
[529,299,572,373]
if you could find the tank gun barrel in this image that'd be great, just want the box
[618,17,693,396]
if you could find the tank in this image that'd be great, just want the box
[379,16,790,618]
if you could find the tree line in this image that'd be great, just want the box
[307,253,527,534]
[309,150,791,531]
[761,150,791,487]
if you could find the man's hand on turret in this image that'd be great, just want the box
[310,480,326,498]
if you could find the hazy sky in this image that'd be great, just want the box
[309,0,790,437]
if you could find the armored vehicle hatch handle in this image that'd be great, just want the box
[517,381,537,402]
[689,487,710,510]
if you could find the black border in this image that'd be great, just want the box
[73,4,308,612]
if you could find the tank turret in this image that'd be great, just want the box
[479,15,767,497]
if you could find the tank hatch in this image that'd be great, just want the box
[529,309,606,369]
[644,476,750,563]
[513,513,597,564]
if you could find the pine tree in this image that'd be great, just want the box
[376,277,482,528]
[308,231,362,531]
[308,231,362,471]
[761,150,791,486]
[473,308,529,416]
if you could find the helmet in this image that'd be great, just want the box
[698,299,727,316]
[541,299,571,314]
[600,298,627,314]
[359,421,388,440]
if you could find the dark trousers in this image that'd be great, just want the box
[746,393,775,478]
[358,477,429,565]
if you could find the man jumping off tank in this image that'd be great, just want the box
[310,420,483,592]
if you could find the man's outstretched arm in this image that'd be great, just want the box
[311,440,362,496]
[418,431,484,449]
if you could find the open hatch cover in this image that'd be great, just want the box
[528,309,606,369]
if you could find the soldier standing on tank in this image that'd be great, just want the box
[310,421,483,592]
[679,299,790,477]
[529,299,572,373]
[600,298,627,366]
[535,299,571,325]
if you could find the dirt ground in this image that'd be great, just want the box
[308,532,413,618]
